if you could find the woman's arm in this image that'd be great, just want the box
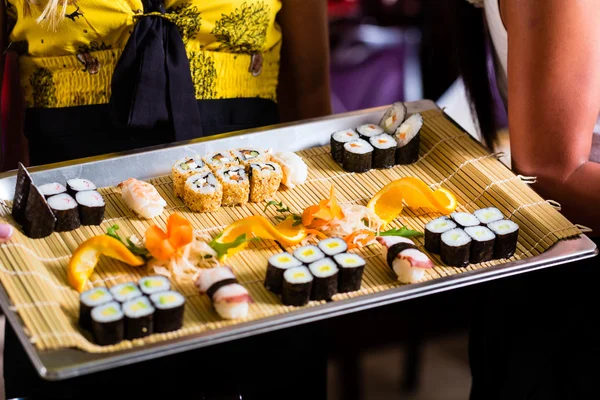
[503,0,600,233]
[276,0,332,122]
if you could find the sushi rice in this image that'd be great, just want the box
[356,124,384,140]
[293,245,325,264]
[139,275,171,295]
[318,238,348,256]
[474,207,504,225]
[171,156,209,198]
[183,172,223,212]
[379,102,408,135]
[395,113,423,148]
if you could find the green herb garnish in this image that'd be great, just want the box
[264,201,303,226]
[379,227,424,238]
[209,233,251,260]
[106,224,152,260]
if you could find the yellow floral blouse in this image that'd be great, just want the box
[5,0,282,108]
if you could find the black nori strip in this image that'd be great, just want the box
[470,237,495,264]
[282,279,312,306]
[424,227,446,254]
[337,265,365,293]
[493,229,519,259]
[330,134,345,164]
[372,146,396,169]
[386,243,418,268]
[440,239,470,268]
[125,313,153,340]
[206,278,238,300]
[154,303,184,333]
[49,196,81,232]
[23,185,56,239]
[12,162,32,225]
[79,203,105,225]
[79,303,94,332]
[310,274,338,301]
[92,317,124,346]
[343,148,372,173]
[264,263,289,294]
[395,132,420,165]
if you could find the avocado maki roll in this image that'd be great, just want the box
[333,253,366,293]
[12,162,33,225]
[424,216,457,254]
[91,301,124,346]
[282,266,313,306]
[394,113,423,165]
[264,252,303,294]
[450,212,480,229]
[76,190,105,226]
[343,139,373,173]
[110,282,142,303]
[331,129,359,163]
[318,237,348,257]
[149,291,185,333]
[308,258,339,301]
[488,219,519,259]
[79,287,113,332]
[23,184,56,239]
[474,207,504,225]
[138,275,171,296]
[66,178,96,197]
[440,228,471,268]
[465,226,496,264]
[369,134,397,169]
[123,296,155,340]
[38,182,67,199]
[293,245,325,264]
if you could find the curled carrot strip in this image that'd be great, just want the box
[146,213,193,261]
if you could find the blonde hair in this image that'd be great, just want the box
[27,0,68,28]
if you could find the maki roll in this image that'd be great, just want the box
[38,182,67,199]
[109,282,142,303]
[264,252,303,294]
[171,156,208,198]
[282,266,313,306]
[215,165,250,206]
[474,207,504,225]
[196,267,251,320]
[139,275,171,296]
[450,212,480,229]
[269,151,308,189]
[379,102,408,135]
[394,113,423,165]
[79,287,113,332]
[318,237,348,257]
[465,226,496,264]
[12,162,33,225]
[343,139,373,173]
[487,219,519,259]
[183,172,223,212]
[331,129,359,163]
[369,134,397,169]
[440,228,471,267]
[233,148,270,167]
[203,151,239,172]
[67,178,96,197]
[356,124,384,140]
[248,162,283,203]
[118,178,167,219]
[76,190,105,226]
[91,301,124,346]
[308,258,339,301]
[149,291,186,332]
[293,245,325,264]
[123,296,155,340]
[333,253,366,293]
[377,236,434,284]
[23,185,56,239]
[424,216,457,254]
[48,193,80,232]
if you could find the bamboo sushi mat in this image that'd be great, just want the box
[0,109,584,353]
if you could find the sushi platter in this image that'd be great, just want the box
[0,99,596,380]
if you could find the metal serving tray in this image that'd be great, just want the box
[0,100,597,380]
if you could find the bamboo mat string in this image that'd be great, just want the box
[517,224,587,258]
[0,262,72,291]
[429,153,505,190]
[0,243,70,263]
[9,301,62,311]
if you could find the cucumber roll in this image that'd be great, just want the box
[318,237,348,257]
[232,147,270,167]
[333,253,366,293]
[487,219,519,259]
[171,156,208,198]
[66,178,96,197]
[293,245,325,264]
[282,266,313,306]
[79,287,113,331]
[331,129,359,163]
[308,258,339,301]
[474,207,504,225]
[76,190,105,225]
[110,282,142,303]
[265,252,303,294]
[343,139,373,173]
[248,162,282,203]
[139,275,171,296]
[425,216,457,254]
[379,102,407,135]
[12,163,33,225]
[123,296,155,340]
[394,113,423,165]
[369,134,397,169]
[38,182,67,199]
[91,301,124,346]
[183,172,223,212]
[203,151,239,172]
[450,212,480,229]
[23,184,56,239]
[47,193,80,232]
[149,291,185,333]
[440,228,471,267]
[216,165,249,207]
[465,226,496,263]
[356,124,384,140]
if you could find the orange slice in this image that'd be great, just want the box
[217,215,308,248]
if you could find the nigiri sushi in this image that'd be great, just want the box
[118,178,167,219]
[377,236,434,284]
[269,151,308,189]
[195,266,252,320]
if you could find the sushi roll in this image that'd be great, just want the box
[282,266,313,306]
[379,102,408,135]
[333,253,366,293]
[196,267,251,320]
[138,275,171,296]
[233,147,270,167]
[76,190,105,226]
[171,156,209,198]
[109,282,142,303]
[474,207,504,225]
[487,219,519,259]
[248,162,283,203]
[293,245,325,264]
[38,182,67,199]
[394,113,423,165]
[183,171,223,213]
[308,258,339,301]
[118,178,167,219]
[264,252,303,294]
[48,193,80,232]
[79,287,113,332]
[269,151,308,189]
[203,151,239,172]
[67,178,96,197]
[331,129,360,163]
[369,134,397,169]
[424,216,457,254]
[149,291,185,332]
[12,163,33,225]
[465,226,496,264]
[343,139,373,173]
[377,236,434,284]
[356,124,384,140]
[215,165,250,207]
[23,185,56,239]
[440,228,471,267]
[318,237,348,257]
[123,296,155,340]
[450,212,481,229]
[91,301,124,346]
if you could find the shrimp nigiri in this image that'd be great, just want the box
[118,178,166,219]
